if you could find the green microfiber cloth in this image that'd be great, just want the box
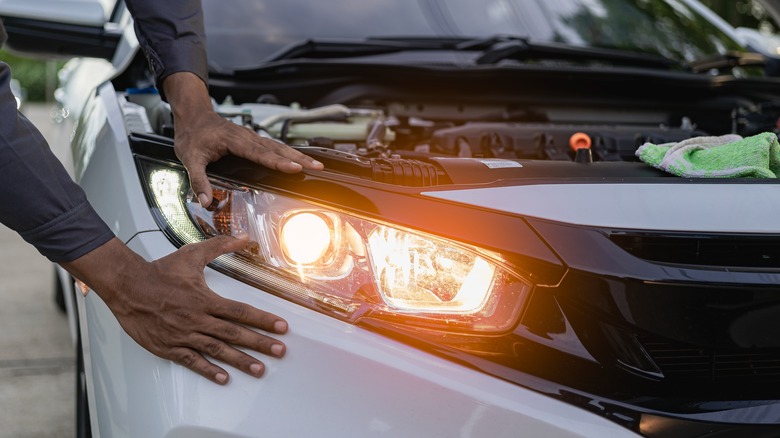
[636,132,780,178]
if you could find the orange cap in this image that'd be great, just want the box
[569,132,592,151]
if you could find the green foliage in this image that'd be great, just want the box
[0,49,65,102]
[560,0,744,63]
[701,0,777,34]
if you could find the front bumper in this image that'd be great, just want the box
[79,231,636,437]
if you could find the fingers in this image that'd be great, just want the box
[207,294,288,357]
[182,159,214,208]
[164,304,286,384]
[174,113,324,208]
[180,127,323,206]
[188,334,270,378]
[95,230,291,386]
[261,138,324,172]
[212,296,288,336]
[153,298,287,386]
[174,237,289,358]
[189,234,249,265]
[230,133,324,174]
[171,318,285,384]
[170,347,231,385]
[207,316,286,355]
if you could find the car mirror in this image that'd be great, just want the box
[0,0,120,59]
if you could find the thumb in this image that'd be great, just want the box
[184,162,214,208]
[194,234,250,265]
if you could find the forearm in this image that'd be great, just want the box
[0,62,113,262]
[124,0,208,99]
[60,237,146,308]
[164,71,213,120]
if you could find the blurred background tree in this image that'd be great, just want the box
[0,49,64,102]
[701,0,778,34]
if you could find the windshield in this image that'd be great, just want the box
[203,0,744,72]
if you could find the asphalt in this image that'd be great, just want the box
[0,103,76,437]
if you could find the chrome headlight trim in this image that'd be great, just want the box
[139,157,531,333]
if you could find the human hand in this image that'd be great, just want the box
[63,236,286,384]
[163,72,324,207]
[174,111,324,206]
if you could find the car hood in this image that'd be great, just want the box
[423,181,780,233]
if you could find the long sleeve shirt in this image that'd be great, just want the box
[0,0,208,262]
[125,0,209,99]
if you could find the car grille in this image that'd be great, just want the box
[609,233,780,268]
[638,335,780,383]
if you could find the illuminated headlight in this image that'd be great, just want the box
[140,160,530,333]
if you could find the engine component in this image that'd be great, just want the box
[430,122,706,161]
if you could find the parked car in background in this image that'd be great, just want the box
[9,77,25,109]
[2,0,780,436]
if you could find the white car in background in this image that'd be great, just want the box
[2,0,780,437]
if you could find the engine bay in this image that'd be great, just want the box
[213,100,707,163]
[121,87,780,186]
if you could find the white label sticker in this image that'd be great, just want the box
[475,159,523,169]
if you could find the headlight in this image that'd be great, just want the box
[140,159,530,333]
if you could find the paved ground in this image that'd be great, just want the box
[0,103,76,437]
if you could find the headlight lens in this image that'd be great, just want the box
[281,212,333,265]
[368,225,496,313]
[141,160,530,333]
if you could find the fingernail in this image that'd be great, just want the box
[271,343,285,357]
[216,372,228,384]
[250,363,263,376]
[198,193,210,207]
[312,160,324,168]
[274,320,288,333]
[290,162,303,171]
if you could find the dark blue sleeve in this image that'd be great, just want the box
[0,62,114,262]
[124,0,209,100]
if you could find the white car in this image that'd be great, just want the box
[3,0,780,437]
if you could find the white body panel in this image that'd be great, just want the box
[78,230,637,438]
[76,82,158,242]
[0,0,111,26]
[424,183,780,232]
[68,75,637,438]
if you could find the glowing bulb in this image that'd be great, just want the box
[368,225,496,313]
[281,212,332,265]
[450,257,495,311]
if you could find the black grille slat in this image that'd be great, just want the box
[609,233,780,268]
[638,336,780,383]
